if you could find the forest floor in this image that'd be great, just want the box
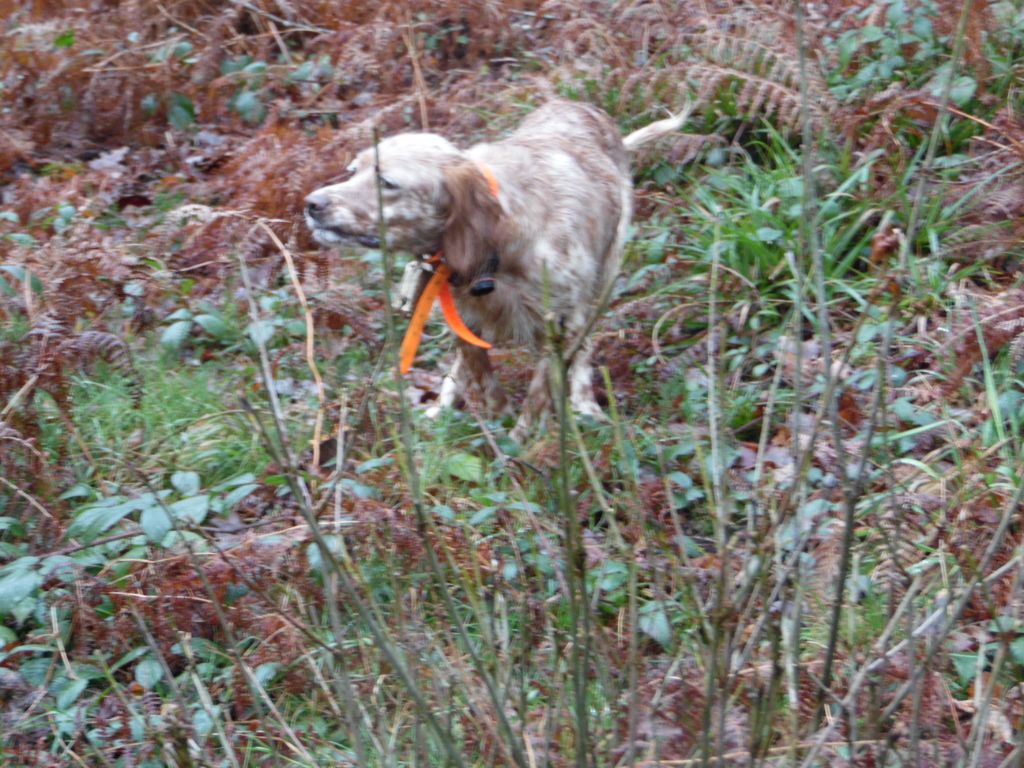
[2,1,1024,766]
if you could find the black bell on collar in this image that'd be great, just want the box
[470,277,495,296]
[469,252,500,296]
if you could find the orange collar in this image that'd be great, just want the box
[477,161,500,197]
[399,161,498,374]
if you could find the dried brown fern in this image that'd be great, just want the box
[541,2,838,141]
[1,0,542,158]
[933,0,996,84]
[61,330,143,403]
[0,296,143,495]
[0,418,47,493]
[869,498,941,597]
[682,12,838,134]
[845,85,944,175]
[941,110,1024,268]
[3,314,141,408]
[938,288,1024,395]
[613,661,708,760]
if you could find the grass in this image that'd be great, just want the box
[64,361,268,487]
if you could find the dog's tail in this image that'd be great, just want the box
[622,103,693,151]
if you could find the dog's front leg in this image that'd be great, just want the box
[458,342,508,415]
[424,347,468,419]
[424,343,508,419]
[423,339,507,421]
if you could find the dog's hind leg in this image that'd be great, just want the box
[509,351,603,443]
[568,338,604,420]
[564,185,629,423]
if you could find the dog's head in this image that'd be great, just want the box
[305,133,507,285]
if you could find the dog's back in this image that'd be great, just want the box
[506,100,630,173]
[457,101,633,346]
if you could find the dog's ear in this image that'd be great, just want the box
[441,160,505,286]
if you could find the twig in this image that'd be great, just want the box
[925,102,1024,160]
[799,473,1024,767]
[80,35,185,72]
[640,738,887,765]
[155,2,206,38]
[371,126,529,768]
[0,476,55,521]
[268,20,293,65]
[900,0,976,282]
[257,219,327,470]
[236,248,466,765]
[1,374,39,418]
[180,634,243,768]
[226,0,331,33]
[402,22,431,131]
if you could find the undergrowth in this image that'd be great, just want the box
[2,1,1024,767]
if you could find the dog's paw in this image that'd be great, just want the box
[572,399,606,421]
[424,404,443,420]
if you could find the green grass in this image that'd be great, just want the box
[59,357,270,488]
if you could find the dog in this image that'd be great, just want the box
[304,100,685,441]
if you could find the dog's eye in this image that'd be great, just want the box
[381,176,400,191]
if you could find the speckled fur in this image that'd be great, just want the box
[305,101,684,440]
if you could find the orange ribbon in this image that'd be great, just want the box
[398,162,499,374]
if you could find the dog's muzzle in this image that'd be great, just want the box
[304,191,381,248]
[305,190,330,219]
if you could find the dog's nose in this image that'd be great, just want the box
[305,191,329,218]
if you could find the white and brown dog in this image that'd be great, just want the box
[305,100,685,441]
